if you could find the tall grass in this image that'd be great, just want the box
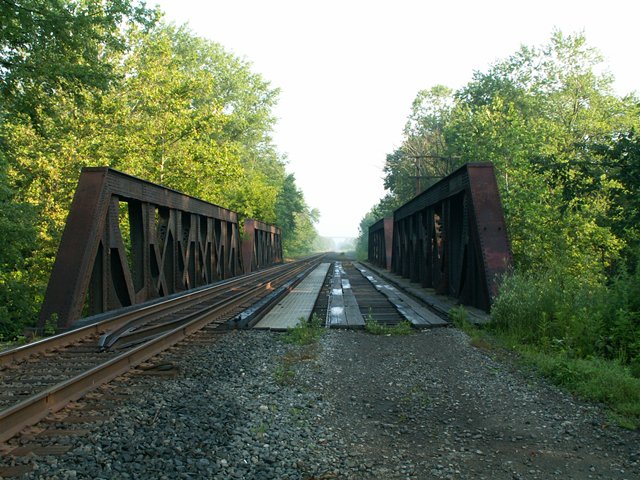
[490,262,640,428]
[520,349,640,428]
[491,267,600,357]
[491,264,640,364]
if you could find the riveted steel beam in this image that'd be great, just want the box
[39,168,259,330]
[370,162,512,311]
[368,217,393,270]
[242,219,283,274]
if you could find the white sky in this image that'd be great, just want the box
[153,0,639,239]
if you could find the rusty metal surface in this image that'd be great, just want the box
[242,219,283,274]
[368,217,394,270]
[2,257,321,443]
[341,262,404,325]
[39,167,282,330]
[370,163,512,312]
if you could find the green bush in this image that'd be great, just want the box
[488,258,640,429]
[491,267,600,356]
[600,264,640,363]
[522,349,640,428]
[0,270,41,340]
[491,262,640,365]
[449,305,469,328]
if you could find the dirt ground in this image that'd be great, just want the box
[295,328,640,480]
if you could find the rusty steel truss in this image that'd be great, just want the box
[368,217,394,271]
[39,167,283,330]
[368,162,512,311]
[242,219,283,273]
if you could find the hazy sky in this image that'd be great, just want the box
[153,0,639,239]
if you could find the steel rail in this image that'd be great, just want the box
[102,260,315,349]
[0,256,322,442]
[0,262,292,368]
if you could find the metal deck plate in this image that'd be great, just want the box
[253,263,330,330]
[353,263,447,327]
[327,262,365,328]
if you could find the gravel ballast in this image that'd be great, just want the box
[3,328,639,479]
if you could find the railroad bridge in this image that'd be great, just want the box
[38,167,283,331]
[37,162,511,333]
[1,162,512,447]
[368,162,512,312]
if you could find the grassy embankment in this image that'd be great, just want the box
[450,266,640,429]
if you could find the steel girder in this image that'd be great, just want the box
[368,217,394,270]
[242,219,283,274]
[39,167,248,330]
[370,162,512,312]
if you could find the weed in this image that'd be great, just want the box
[282,314,325,346]
[253,422,268,438]
[450,305,476,336]
[630,358,640,379]
[273,363,295,385]
[450,305,494,350]
[470,336,493,350]
[43,314,58,336]
[519,348,640,429]
[449,305,468,327]
[400,383,431,407]
[491,266,640,363]
[282,349,316,364]
[364,314,414,336]
[607,412,638,430]
[485,264,640,429]
[289,406,303,417]
[275,315,324,387]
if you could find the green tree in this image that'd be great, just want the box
[3,22,288,240]
[0,0,156,123]
[285,208,320,258]
[446,30,637,276]
[0,11,316,337]
[0,155,39,339]
[382,86,457,202]
[591,130,640,265]
[360,29,640,369]
[0,0,156,338]
[403,85,458,187]
[275,174,305,249]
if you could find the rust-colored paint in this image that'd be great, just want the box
[39,167,282,330]
[367,217,394,271]
[383,217,394,271]
[369,163,512,312]
[242,219,283,274]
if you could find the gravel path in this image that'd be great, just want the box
[3,328,639,479]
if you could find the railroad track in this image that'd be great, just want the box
[341,262,405,325]
[0,255,323,443]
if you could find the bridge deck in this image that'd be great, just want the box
[353,263,448,328]
[362,262,490,325]
[253,263,330,330]
[326,262,366,328]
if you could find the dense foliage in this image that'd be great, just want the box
[0,0,319,339]
[358,31,640,370]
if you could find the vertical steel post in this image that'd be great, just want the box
[374,162,512,312]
